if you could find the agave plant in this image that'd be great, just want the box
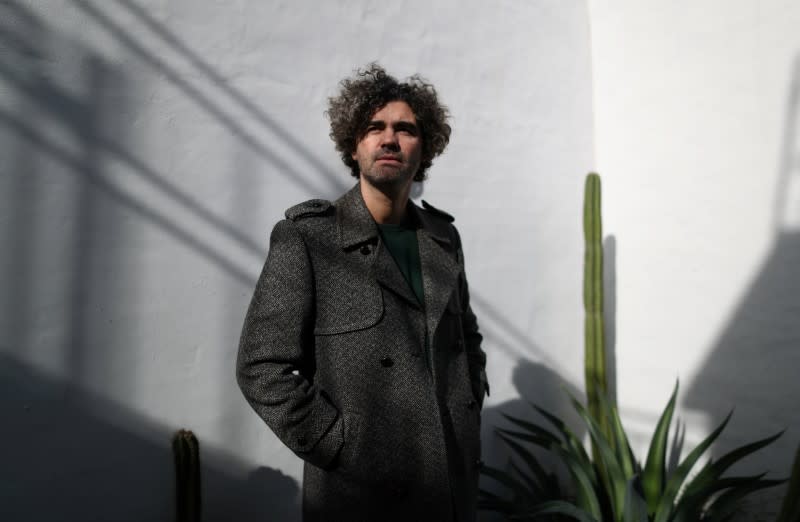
[479,382,784,521]
[480,173,785,520]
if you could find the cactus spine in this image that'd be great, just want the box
[173,429,201,522]
[583,173,611,453]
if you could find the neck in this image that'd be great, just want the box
[359,178,412,224]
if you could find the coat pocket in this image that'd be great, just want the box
[313,285,384,335]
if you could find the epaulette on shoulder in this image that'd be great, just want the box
[421,199,455,223]
[285,199,332,221]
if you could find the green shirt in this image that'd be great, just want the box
[377,223,425,307]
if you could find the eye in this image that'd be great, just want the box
[396,125,418,136]
[364,122,384,134]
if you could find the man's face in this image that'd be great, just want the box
[352,101,422,190]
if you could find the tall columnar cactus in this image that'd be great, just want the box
[173,429,201,522]
[583,173,611,452]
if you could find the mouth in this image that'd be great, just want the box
[376,155,402,164]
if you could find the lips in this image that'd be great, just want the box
[376,155,402,163]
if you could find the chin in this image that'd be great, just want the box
[363,169,413,187]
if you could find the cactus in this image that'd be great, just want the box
[172,429,201,522]
[583,173,612,453]
[480,172,786,520]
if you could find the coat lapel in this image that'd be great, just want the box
[413,205,461,340]
[335,183,461,325]
[336,184,421,309]
[336,184,377,248]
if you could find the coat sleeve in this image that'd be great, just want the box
[236,219,343,469]
[453,226,489,408]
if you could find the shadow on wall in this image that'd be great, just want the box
[0,355,300,521]
[475,232,619,518]
[479,360,586,517]
[0,0,362,519]
[685,55,800,512]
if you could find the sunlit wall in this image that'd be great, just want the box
[590,0,800,516]
[0,1,594,520]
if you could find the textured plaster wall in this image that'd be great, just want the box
[589,0,800,516]
[1,1,593,520]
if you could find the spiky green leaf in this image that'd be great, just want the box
[556,449,603,519]
[569,394,628,519]
[701,478,787,522]
[498,431,561,498]
[480,464,535,500]
[622,476,649,522]
[533,403,594,470]
[501,412,564,446]
[677,430,783,513]
[672,474,771,521]
[652,411,733,522]
[642,380,678,515]
[498,428,559,450]
[512,500,599,522]
[597,387,638,478]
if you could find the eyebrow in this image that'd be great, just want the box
[366,119,419,132]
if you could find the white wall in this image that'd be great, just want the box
[0,1,594,520]
[589,0,800,517]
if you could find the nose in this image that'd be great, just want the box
[379,129,400,150]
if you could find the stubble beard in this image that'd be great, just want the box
[358,158,417,195]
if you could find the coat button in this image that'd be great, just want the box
[467,399,477,410]
[380,356,394,367]
[474,459,483,469]
[453,338,464,352]
[360,244,371,255]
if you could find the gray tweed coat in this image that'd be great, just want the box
[237,184,487,522]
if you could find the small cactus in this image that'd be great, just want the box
[172,429,201,522]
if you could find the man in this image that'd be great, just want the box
[237,64,488,522]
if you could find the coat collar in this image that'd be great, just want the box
[335,183,379,249]
[334,183,460,328]
[335,183,453,248]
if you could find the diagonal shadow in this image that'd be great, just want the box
[114,0,346,191]
[0,1,266,260]
[72,0,348,196]
[470,290,570,374]
[1,5,300,517]
[0,1,266,285]
[685,55,800,512]
[0,55,266,259]
[0,108,256,285]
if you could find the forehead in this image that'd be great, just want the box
[370,100,417,123]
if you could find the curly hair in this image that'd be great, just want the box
[326,63,451,182]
